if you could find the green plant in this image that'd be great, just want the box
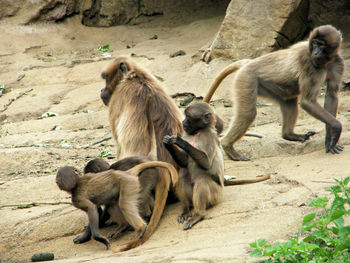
[98,44,110,52]
[250,177,350,263]
[0,84,4,96]
[100,149,112,157]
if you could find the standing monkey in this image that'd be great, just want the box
[203,25,345,161]
[163,102,270,230]
[56,161,177,251]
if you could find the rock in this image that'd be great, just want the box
[170,50,186,58]
[204,0,350,62]
[0,0,22,19]
[31,253,54,262]
[25,0,77,24]
[203,0,308,61]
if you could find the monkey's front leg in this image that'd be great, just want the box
[86,204,110,249]
[324,78,343,154]
[168,136,211,170]
[163,135,189,167]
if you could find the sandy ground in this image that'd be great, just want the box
[1,10,350,263]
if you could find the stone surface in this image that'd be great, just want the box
[204,0,350,61]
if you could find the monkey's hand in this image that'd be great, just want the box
[163,135,178,145]
[325,123,343,154]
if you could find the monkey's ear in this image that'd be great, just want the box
[119,62,129,73]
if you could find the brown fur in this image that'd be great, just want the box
[101,56,183,162]
[164,102,270,230]
[56,161,177,251]
[203,25,345,161]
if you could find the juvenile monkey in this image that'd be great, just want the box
[56,161,177,250]
[163,102,270,230]
[203,25,345,161]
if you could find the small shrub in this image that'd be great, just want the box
[250,177,350,263]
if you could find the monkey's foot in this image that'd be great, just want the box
[222,144,250,161]
[283,131,316,142]
[73,233,91,244]
[73,226,91,244]
[178,211,192,224]
[183,216,204,230]
[326,144,344,154]
[108,225,130,239]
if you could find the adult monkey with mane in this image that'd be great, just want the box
[163,102,270,230]
[100,56,183,163]
[203,25,345,161]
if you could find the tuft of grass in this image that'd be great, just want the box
[250,177,350,263]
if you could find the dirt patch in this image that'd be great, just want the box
[1,10,350,263]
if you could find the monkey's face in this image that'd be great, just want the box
[183,103,213,135]
[100,57,130,106]
[309,26,341,66]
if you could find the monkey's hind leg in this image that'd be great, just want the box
[183,178,209,230]
[118,176,147,236]
[107,203,131,239]
[221,79,257,161]
[176,169,193,223]
[280,98,316,142]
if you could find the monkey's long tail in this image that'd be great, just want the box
[224,174,270,186]
[112,161,177,252]
[203,59,250,103]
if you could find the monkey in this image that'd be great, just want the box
[203,25,345,161]
[100,55,183,163]
[163,102,270,230]
[70,94,177,251]
[84,158,110,174]
[76,156,158,241]
[56,160,178,250]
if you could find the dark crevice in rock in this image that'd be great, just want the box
[272,0,311,50]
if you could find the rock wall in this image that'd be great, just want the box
[204,0,350,61]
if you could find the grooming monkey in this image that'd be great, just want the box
[163,102,270,230]
[203,25,345,161]
[57,95,178,251]
[56,161,177,250]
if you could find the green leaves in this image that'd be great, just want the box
[0,84,4,96]
[100,149,112,157]
[250,176,350,262]
[98,44,110,52]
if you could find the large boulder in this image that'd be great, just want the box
[202,0,309,62]
[24,0,78,24]
[203,0,350,62]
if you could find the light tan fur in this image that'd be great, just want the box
[203,25,344,161]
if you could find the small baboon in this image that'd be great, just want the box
[163,102,270,230]
[203,25,345,161]
[56,161,178,251]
